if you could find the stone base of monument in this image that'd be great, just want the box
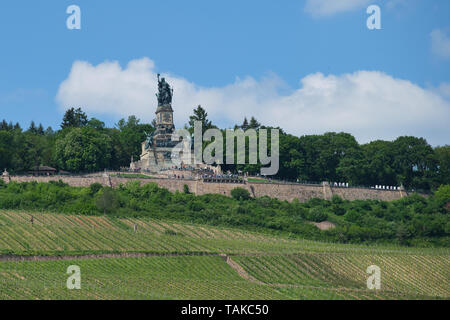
[130,145,195,173]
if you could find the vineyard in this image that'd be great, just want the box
[0,210,449,300]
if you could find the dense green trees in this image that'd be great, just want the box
[0,110,154,173]
[54,127,113,172]
[116,116,153,163]
[61,108,88,129]
[0,107,448,190]
[0,123,55,173]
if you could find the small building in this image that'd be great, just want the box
[29,166,57,176]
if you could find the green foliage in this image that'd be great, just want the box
[89,182,103,195]
[1,110,448,191]
[307,207,328,222]
[188,105,213,134]
[116,115,154,166]
[183,184,190,194]
[54,127,112,172]
[95,188,120,214]
[231,187,251,201]
[0,181,448,247]
[0,111,154,174]
[434,185,450,206]
[61,108,88,129]
[164,229,181,236]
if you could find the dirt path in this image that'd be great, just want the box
[0,252,431,298]
[222,254,264,284]
[221,254,417,298]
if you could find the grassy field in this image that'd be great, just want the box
[0,210,448,300]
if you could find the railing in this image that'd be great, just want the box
[203,177,245,184]
[5,170,431,194]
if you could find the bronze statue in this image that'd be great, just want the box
[156,74,174,106]
[144,130,155,150]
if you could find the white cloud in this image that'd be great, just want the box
[438,83,450,98]
[56,58,450,146]
[304,0,371,17]
[431,29,450,60]
[304,0,411,17]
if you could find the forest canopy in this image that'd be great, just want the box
[0,106,449,191]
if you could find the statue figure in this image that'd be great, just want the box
[156,74,174,106]
[144,131,155,150]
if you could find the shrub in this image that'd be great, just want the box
[332,205,346,216]
[344,210,361,223]
[89,182,103,195]
[183,184,190,194]
[164,229,180,236]
[231,187,251,201]
[95,188,119,214]
[331,195,343,204]
[49,179,68,188]
[434,185,450,207]
[307,207,328,222]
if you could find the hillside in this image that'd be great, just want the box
[0,211,448,300]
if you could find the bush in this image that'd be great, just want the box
[331,195,344,204]
[183,184,190,194]
[49,180,68,188]
[89,182,103,195]
[307,207,328,222]
[164,229,180,236]
[95,188,119,214]
[231,188,251,201]
[434,185,450,207]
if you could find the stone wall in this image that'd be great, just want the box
[2,175,408,202]
[331,186,406,201]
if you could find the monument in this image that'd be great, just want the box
[130,75,192,172]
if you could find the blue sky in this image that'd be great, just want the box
[0,0,449,145]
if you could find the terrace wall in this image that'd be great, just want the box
[2,174,408,202]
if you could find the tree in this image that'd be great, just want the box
[28,121,37,134]
[433,185,450,207]
[54,127,112,172]
[116,116,153,166]
[96,188,119,214]
[61,108,88,129]
[0,131,13,170]
[188,105,212,133]
[241,117,249,130]
[248,117,261,129]
[391,136,436,189]
[434,146,450,186]
[0,120,9,131]
[87,118,105,130]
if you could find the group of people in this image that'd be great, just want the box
[374,185,400,190]
[201,173,244,182]
[332,182,350,188]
